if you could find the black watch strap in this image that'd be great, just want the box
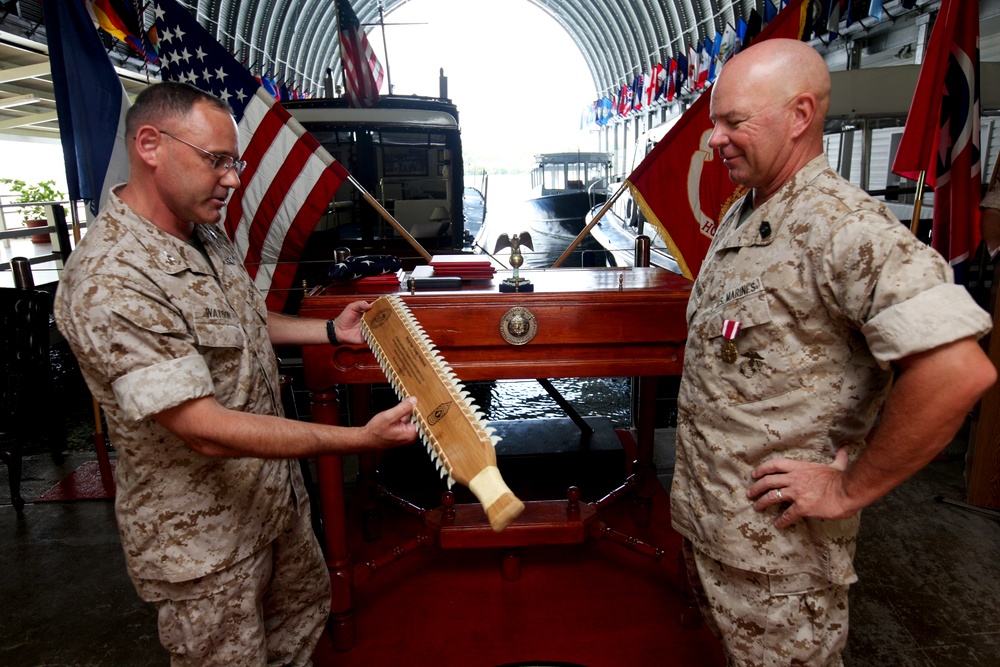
[326,319,339,345]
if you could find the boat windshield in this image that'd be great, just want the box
[531,153,612,196]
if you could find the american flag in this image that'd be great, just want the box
[337,0,384,108]
[153,0,348,311]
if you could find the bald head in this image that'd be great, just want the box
[723,38,830,127]
[708,39,830,202]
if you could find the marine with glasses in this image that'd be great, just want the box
[55,82,418,667]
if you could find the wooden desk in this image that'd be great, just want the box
[300,266,692,649]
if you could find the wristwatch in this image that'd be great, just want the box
[326,318,339,345]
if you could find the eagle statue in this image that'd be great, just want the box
[493,232,534,272]
[493,232,534,291]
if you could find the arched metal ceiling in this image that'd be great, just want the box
[6,0,994,141]
[188,0,754,99]
[127,0,1000,103]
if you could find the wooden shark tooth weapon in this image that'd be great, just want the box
[361,295,525,532]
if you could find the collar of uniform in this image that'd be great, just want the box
[714,155,831,252]
[714,193,772,251]
[106,189,217,277]
[195,223,239,268]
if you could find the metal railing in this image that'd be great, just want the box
[0,199,80,272]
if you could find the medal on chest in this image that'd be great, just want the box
[721,319,741,363]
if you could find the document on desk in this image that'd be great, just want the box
[361,295,525,531]
[406,265,462,290]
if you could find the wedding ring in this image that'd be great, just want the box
[775,489,783,501]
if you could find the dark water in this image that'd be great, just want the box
[466,377,632,429]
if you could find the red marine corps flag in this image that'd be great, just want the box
[625,0,809,280]
[891,0,981,268]
[337,0,384,108]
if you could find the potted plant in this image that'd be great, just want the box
[0,178,65,244]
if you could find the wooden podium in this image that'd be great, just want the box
[299,266,692,649]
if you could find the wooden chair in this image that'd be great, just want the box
[0,286,63,511]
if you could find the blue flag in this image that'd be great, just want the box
[595,96,613,127]
[736,17,749,51]
[261,70,280,99]
[764,0,778,23]
[43,0,130,217]
[708,32,724,82]
[675,54,689,93]
[846,0,866,26]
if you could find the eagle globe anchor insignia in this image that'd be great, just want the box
[494,232,534,293]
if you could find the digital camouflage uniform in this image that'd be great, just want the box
[55,189,329,666]
[670,156,991,666]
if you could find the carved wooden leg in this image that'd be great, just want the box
[351,385,381,542]
[358,452,380,542]
[310,388,355,651]
[632,375,659,527]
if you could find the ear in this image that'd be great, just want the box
[132,125,163,169]
[788,93,817,140]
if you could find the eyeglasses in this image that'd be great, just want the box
[158,130,247,176]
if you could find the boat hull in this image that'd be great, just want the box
[526,191,605,241]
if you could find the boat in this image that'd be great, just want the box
[526,151,612,243]
[281,87,482,304]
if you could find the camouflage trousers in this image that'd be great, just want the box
[682,539,848,667]
[138,507,330,667]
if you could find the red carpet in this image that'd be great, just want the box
[311,433,726,667]
[35,460,116,502]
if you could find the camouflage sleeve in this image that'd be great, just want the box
[863,283,992,367]
[820,211,991,368]
[71,274,216,422]
[112,356,214,423]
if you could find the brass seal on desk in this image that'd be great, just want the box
[500,307,538,345]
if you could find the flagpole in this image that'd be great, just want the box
[346,174,432,262]
[909,170,926,237]
[378,1,392,93]
[552,182,629,268]
[334,1,347,95]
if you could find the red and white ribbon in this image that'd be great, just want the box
[722,319,742,340]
